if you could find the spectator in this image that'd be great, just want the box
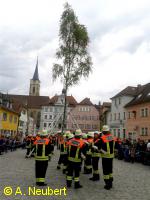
[129,144,136,163]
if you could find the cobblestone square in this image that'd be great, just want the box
[0,148,150,200]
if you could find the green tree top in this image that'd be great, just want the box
[53,2,92,90]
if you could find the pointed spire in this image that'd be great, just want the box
[32,57,39,81]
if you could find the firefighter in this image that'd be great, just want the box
[84,132,94,174]
[57,132,67,171]
[89,131,100,181]
[25,134,32,158]
[62,131,71,174]
[66,129,86,189]
[63,133,74,174]
[36,132,41,141]
[100,125,116,190]
[31,134,36,157]
[34,130,53,186]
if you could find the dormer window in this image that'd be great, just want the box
[147,93,150,96]
[137,94,142,98]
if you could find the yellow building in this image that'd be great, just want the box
[0,105,19,136]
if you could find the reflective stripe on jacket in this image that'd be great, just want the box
[68,138,85,162]
[100,134,115,158]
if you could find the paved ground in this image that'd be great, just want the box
[0,148,150,200]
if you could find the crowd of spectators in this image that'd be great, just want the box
[0,135,26,155]
[115,138,150,165]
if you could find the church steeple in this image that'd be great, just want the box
[32,57,39,81]
[29,57,40,96]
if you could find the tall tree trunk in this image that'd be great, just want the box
[61,87,67,134]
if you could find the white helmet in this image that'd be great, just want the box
[75,129,82,136]
[102,125,110,132]
[94,131,99,135]
[87,132,94,138]
[82,133,87,139]
[68,133,74,140]
[65,130,71,137]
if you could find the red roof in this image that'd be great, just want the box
[9,95,50,109]
[79,98,93,105]
[49,95,77,107]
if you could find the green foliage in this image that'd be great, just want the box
[52,2,92,90]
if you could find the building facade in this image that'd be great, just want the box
[40,93,77,132]
[110,86,138,139]
[100,102,111,129]
[68,98,100,132]
[0,93,19,137]
[125,83,150,141]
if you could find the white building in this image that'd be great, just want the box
[110,86,138,139]
[40,93,77,132]
[18,107,28,137]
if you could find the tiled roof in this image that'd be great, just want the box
[111,86,138,99]
[0,105,19,115]
[12,98,25,114]
[49,95,77,106]
[103,102,111,107]
[79,98,93,105]
[94,104,100,111]
[9,95,50,109]
[125,83,150,107]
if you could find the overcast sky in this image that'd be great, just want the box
[0,0,150,104]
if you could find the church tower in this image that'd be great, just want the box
[29,57,40,96]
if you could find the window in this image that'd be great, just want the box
[92,124,97,129]
[50,107,53,112]
[137,94,142,99]
[132,111,136,119]
[14,116,17,123]
[128,112,131,119]
[114,113,116,121]
[115,99,117,106]
[119,97,121,104]
[118,129,120,138]
[110,114,112,121]
[45,107,48,112]
[33,87,35,94]
[49,115,52,119]
[79,124,84,129]
[123,129,126,139]
[48,123,51,127]
[44,123,47,128]
[86,107,90,112]
[141,108,149,117]
[118,113,120,120]
[145,108,148,117]
[86,124,91,129]
[141,109,144,117]
[30,112,33,118]
[145,127,148,136]
[19,121,24,126]
[22,110,26,115]
[123,112,126,120]
[141,127,148,136]
[44,115,47,119]
[9,115,13,123]
[3,113,7,121]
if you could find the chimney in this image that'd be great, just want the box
[137,84,141,88]
[137,84,142,93]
